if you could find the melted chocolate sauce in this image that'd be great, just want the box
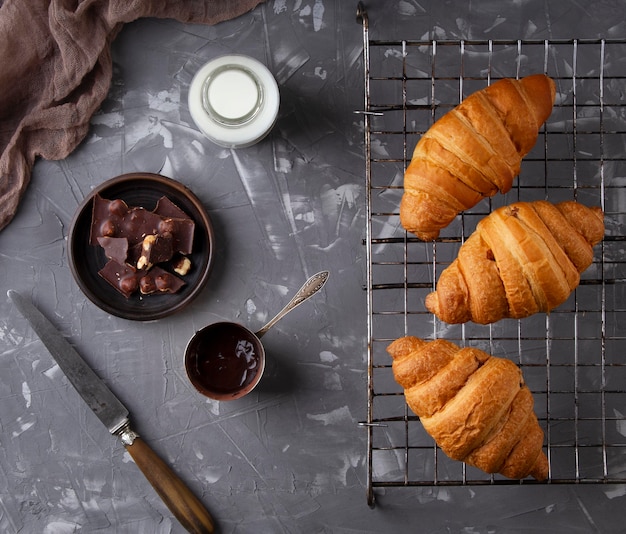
[186,322,264,399]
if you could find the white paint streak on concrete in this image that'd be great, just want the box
[323,371,341,391]
[314,66,327,80]
[22,381,31,408]
[148,89,180,113]
[605,485,626,499]
[245,298,257,315]
[43,363,62,380]
[90,111,123,128]
[273,0,287,14]
[398,1,418,16]
[312,0,324,32]
[306,405,353,426]
[84,475,107,494]
[11,416,35,438]
[197,464,231,484]
[43,520,79,534]
[59,487,81,512]
[484,15,507,33]
[614,409,626,437]
[436,488,452,502]
[0,321,23,345]
[319,350,338,363]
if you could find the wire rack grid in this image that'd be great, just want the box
[356,3,626,506]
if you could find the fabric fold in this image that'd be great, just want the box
[0,0,264,232]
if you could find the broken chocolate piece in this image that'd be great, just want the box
[99,260,186,298]
[154,196,195,254]
[97,236,129,265]
[90,193,195,255]
[139,266,186,295]
[90,194,164,247]
[139,274,157,294]
[168,218,194,255]
[136,234,174,270]
[108,198,129,217]
[155,272,177,292]
[127,242,143,266]
[154,196,190,220]
[99,219,116,238]
[98,260,140,298]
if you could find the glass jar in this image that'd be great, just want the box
[188,55,280,149]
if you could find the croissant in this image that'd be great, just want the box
[387,336,549,480]
[425,200,604,324]
[400,74,556,241]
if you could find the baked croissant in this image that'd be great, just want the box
[425,200,604,324]
[401,74,556,241]
[387,336,549,480]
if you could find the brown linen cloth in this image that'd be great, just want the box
[0,0,264,232]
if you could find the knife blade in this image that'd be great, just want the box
[8,290,215,534]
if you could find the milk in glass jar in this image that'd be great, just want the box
[188,55,280,148]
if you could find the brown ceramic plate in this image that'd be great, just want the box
[68,173,214,321]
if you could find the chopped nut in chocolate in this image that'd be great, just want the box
[173,256,192,276]
[137,234,174,270]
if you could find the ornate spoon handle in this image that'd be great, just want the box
[255,271,330,338]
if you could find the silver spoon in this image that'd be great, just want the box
[255,270,330,338]
[185,270,330,400]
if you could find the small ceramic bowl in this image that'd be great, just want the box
[184,322,266,401]
[68,173,215,321]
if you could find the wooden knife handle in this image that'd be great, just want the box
[125,437,215,534]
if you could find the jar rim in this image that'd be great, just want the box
[201,64,265,127]
[188,54,280,149]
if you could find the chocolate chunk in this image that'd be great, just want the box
[90,194,163,247]
[99,260,185,298]
[155,271,180,292]
[98,260,139,298]
[97,236,129,265]
[154,196,195,254]
[90,193,195,255]
[139,274,157,294]
[167,218,194,255]
[139,266,186,295]
[108,198,128,217]
[127,242,143,266]
[154,196,190,220]
[120,274,140,296]
[99,219,116,238]
[136,234,174,270]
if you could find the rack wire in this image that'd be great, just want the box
[356,3,626,506]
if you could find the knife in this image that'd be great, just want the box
[8,290,215,534]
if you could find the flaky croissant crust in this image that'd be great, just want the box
[387,336,549,480]
[400,74,556,241]
[425,200,605,324]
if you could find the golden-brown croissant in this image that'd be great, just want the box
[387,336,549,480]
[400,74,556,241]
[425,200,604,324]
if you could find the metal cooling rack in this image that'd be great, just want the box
[356,3,626,506]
